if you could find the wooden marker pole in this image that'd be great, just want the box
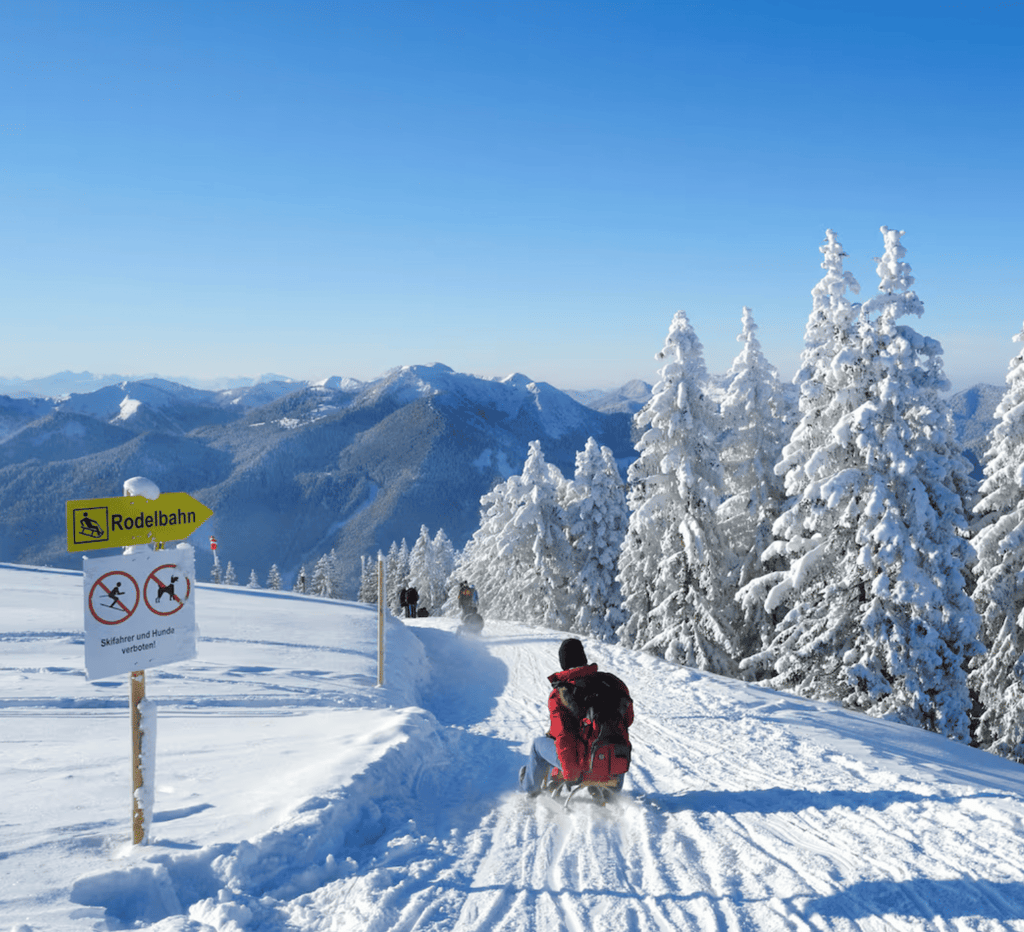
[377,553,384,686]
[130,669,146,844]
[126,481,149,845]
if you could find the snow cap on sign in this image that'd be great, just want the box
[123,476,161,500]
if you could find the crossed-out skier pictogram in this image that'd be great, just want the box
[143,563,191,616]
[88,570,141,625]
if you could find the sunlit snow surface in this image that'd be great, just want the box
[3,562,1024,931]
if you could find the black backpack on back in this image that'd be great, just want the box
[558,671,632,784]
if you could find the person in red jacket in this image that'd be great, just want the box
[518,637,633,796]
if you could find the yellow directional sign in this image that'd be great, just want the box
[67,492,214,552]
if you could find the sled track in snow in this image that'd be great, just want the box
[273,619,1024,932]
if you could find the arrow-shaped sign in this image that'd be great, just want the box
[67,492,214,552]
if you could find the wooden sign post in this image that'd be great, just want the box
[131,670,146,845]
[73,478,209,845]
[377,553,384,687]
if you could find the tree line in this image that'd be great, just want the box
[365,227,1024,766]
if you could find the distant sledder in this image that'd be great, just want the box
[456,581,483,635]
[519,638,633,809]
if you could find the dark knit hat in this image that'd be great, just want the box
[558,638,588,671]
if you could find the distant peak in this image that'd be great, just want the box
[315,376,364,391]
[500,373,535,389]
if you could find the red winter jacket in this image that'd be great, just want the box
[546,663,633,782]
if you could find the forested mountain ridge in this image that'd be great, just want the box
[0,364,633,593]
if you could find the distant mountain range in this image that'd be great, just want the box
[0,367,1004,598]
[0,366,638,596]
[0,371,295,399]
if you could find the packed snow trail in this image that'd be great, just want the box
[4,569,1024,932]
[276,617,1024,932]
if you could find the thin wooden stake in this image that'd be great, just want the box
[130,669,146,844]
[377,554,384,686]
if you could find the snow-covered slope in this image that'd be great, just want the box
[3,562,1024,931]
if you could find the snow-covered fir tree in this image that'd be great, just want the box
[328,548,346,599]
[246,569,260,589]
[717,307,790,670]
[310,553,336,599]
[409,525,447,615]
[224,561,238,586]
[563,437,629,639]
[293,565,307,594]
[747,228,980,739]
[266,564,282,591]
[851,227,980,737]
[970,323,1024,759]
[618,310,740,674]
[738,230,867,687]
[432,528,457,600]
[457,440,575,629]
[386,540,410,614]
[358,555,379,604]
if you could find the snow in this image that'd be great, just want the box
[123,477,161,500]
[471,447,515,477]
[4,562,1024,931]
[116,398,142,422]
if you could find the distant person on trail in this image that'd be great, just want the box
[518,638,633,797]
[405,586,419,618]
[399,588,408,616]
[457,581,478,616]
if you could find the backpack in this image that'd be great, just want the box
[557,672,632,784]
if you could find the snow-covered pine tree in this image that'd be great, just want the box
[847,227,980,738]
[327,548,345,600]
[266,564,282,590]
[430,528,454,585]
[358,555,379,604]
[970,323,1024,759]
[563,437,629,640]
[717,307,790,671]
[293,565,307,594]
[750,228,980,739]
[738,230,866,688]
[386,540,410,614]
[247,569,260,589]
[409,525,446,614]
[457,440,574,628]
[432,528,457,603]
[310,553,335,598]
[618,310,740,674]
[224,561,238,586]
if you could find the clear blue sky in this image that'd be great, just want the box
[2,0,1020,393]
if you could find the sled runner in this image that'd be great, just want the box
[542,771,623,808]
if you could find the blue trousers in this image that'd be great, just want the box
[520,735,560,794]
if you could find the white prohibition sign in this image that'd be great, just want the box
[89,570,141,625]
[143,562,192,616]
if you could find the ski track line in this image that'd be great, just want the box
[268,620,1024,932]
[594,660,1024,932]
